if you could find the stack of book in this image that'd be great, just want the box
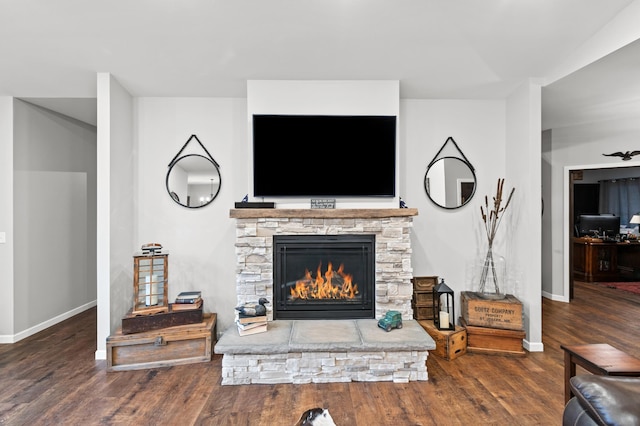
[172,291,203,311]
[235,313,268,336]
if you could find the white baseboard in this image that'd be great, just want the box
[542,290,569,302]
[524,340,544,352]
[95,349,107,360]
[0,300,97,344]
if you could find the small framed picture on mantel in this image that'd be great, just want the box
[310,199,336,209]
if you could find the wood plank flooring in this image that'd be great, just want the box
[1,281,639,425]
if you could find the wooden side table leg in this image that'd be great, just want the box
[564,351,576,404]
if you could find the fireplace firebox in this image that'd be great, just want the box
[273,234,375,319]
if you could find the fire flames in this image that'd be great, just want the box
[289,262,359,300]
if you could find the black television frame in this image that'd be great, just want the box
[251,114,397,198]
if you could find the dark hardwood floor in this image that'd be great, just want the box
[1,281,639,425]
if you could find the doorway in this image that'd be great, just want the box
[567,165,640,299]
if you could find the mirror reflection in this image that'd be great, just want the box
[424,157,476,209]
[166,154,221,208]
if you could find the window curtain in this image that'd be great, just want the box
[599,178,640,226]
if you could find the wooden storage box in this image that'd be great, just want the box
[412,276,438,291]
[460,291,524,331]
[411,277,436,320]
[413,291,432,305]
[418,320,467,360]
[107,313,217,372]
[460,317,525,356]
[121,305,203,334]
[412,303,434,320]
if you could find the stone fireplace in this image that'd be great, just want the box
[215,208,435,385]
[231,208,419,318]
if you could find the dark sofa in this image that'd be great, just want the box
[563,375,640,425]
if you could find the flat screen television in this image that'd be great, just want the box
[577,214,620,237]
[252,114,397,197]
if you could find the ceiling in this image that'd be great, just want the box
[542,38,640,130]
[2,1,639,128]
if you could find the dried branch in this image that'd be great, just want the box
[481,178,515,247]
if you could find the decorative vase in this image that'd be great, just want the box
[475,246,506,299]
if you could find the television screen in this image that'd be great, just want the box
[252,114,396,197]
[577,214,620,237]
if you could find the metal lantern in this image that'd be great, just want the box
[132,244,169,314]
[432,278,454,330]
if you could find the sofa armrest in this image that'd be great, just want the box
[566,375,640,426]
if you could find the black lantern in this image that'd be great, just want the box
[432,278,454,330]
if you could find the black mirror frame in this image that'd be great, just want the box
[424,156,477,210]
[166,154,221,209]
[424,136,477,210]
[166,135,221,209]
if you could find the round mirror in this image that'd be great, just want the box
[166,154,221,208]
[424,157,476,209]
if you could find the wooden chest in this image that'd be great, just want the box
[107,313,217,372]
[419,320,467,360]
[460,291,524,331]
[121,305,203,334]
[460,317,525,356]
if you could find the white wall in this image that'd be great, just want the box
[540,1,640,302]
[131,95,543,343]
[401,99,536,336]
[544,115,640,301]
[0,99,96,344]
[96,73,135,359]
[12,100,97,336]
[136,97,246,336]
[0,97,14,341]
[541,129,553,298]
[505,81,543,351]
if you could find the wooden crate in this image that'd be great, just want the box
[460,317,525,356]
[121,305,203,334]
[411,276,438,291]
[413,291,433,305]
[460,291,524,331]
[418,320,467,360]
[412,303,434,320]
[107,313,217,372]
[412,277,436,320]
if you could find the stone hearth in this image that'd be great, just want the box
[215,318,435,385]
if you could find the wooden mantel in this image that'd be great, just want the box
[229,208,418,219]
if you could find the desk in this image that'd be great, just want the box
[560,343,640,403]
[573,237,640,282]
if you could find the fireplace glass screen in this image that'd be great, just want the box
[273,234,375,319]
